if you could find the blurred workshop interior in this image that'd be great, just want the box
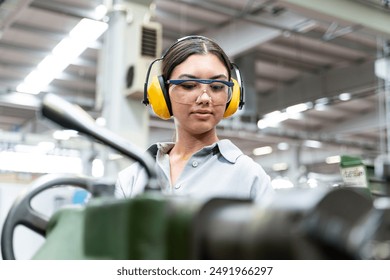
[1,0,390,260]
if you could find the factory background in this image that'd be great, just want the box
[0,0,390,259]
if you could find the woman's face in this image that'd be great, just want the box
[169,53,229,136]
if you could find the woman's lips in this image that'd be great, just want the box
[191,109,213,119]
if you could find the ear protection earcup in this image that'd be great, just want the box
[147,75,172,120]
[148,76,242,119]
[223,78,241,118]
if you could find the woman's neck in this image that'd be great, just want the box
[171,131,219,159]
[168,130,218,185]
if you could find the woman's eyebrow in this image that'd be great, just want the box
[177,74,197,79]
[210,74,228,80]
[176,74,228,80]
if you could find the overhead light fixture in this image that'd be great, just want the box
[272,162,288,171]
[52,130,79,141]
[339,92,351,101]
[253,146,273,156]
[375,57,390,80]
[303,139,322,148]
[326,155,341,164]
[277,142,290,150]
[0,151,82,174]
[286,102,312,114]
[95,117,107,127]
[257,102,313,130]
[95,4,108,20]
[257,111,289,129]
[14,142,55,154]
[314,97,330,111]
[306,178,318,188]
[16,18,108,94]
[92,158,105,177]
[271,177,294,189]
[314,103,328,111]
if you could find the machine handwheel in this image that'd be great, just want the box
[1,173,104,260]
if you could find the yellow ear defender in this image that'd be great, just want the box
[143,37,245,120]
[146,75,172,120]
[223,77,241,118]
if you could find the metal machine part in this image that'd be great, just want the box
[1,173,115,260]
[2,181,382,260]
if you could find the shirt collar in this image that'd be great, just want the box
[215,139,243,163]
[153,139,242,164]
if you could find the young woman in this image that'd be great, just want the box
[115,35,274,203]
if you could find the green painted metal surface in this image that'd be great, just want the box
[33,192,200,260]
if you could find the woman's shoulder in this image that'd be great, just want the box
[218,139,267,171]
[217,139,254,163]
[118,161,144,180]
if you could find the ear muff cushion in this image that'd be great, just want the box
[223,78,241,118]
[147,76,171,120]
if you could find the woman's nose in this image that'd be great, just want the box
[196,90,212,104]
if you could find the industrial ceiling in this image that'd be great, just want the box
[0,0,390,180]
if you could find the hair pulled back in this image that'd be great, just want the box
[162,36,232,81]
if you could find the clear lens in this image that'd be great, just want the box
[168,79,232,105]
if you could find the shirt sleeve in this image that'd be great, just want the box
[251,171,275,205]
[250,165,275,205]
[115,162,148,198]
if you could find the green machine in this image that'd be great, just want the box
[2,173,202,260]
[2,172,382,260]
[1,94,390,260]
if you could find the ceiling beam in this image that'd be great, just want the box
[281,0,390,37]
[181,0,315,57]
[12,22,67,41]
[30,0,97,20]
[256,59,378,115]
[0,41,48,56]
[320,109,383,135]
[0,0,33,32]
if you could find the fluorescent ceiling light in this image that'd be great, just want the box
[0,151,82,174]
[95,5,108,20]
[14,142,55,154]
[96,117,106,127]
[258,103,312,130]
[339,92,351,101]
[326,155,341,164]
[272,162,288,171]
[304,139,322,148]
[314,98,329,111]
[52,130,79,140]
[257,111,289,129]
[264,110,282,118]
[253,146,273,156]
[271,177,294,189]
[16,18,108,94]
[306,178,318,188]
[92,158,105,177]
[277,142,289,150]
[314,103,328,111]
[286,102,311,114]
[375,58,390,80]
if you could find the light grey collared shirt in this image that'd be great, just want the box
[115,139,274,204]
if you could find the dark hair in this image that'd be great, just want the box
[162,36,232,80]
